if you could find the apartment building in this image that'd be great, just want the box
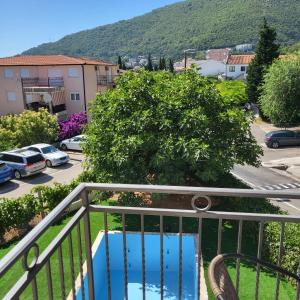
[0,55,118,116]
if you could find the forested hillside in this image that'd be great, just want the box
[23,0,300,62]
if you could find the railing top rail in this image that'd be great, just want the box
[85,183,300,199]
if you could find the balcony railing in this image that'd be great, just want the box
[0,183,299,299]
[22,77,64,88]
[96,75,118,86]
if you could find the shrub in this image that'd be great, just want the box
[265,222,300,276]
[0,108,59,150]
[118,193,147,207]
[58,112,87,140]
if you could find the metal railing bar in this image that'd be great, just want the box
[90,205,300,223]
[122,213,128,300]
[275,222,285,300]
[197,218,202,300]
[104,212,112,300]
[255,221,264,300]
[178,216,183,300]
[45,260,53,300]
[217,219,223,255]
[76,223,85,300]
[3,207,86,300]
[235,220,243,295]
[81,190,95,300]
[297,260,300,300]
[32,276,38,300]
[160,215,164,300]
[58,245,66,300]
[85,183,300,199]
[141,214,146,300]
[0,183,85,277]
[67,234,76,298]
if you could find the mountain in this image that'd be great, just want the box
[23,0,300,62]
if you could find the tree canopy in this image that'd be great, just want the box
[247,18,279,103]
[259,57,300,125]
[83,70,261,185]
[0,108,58,151]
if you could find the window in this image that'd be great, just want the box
[25,94,33,103]
[4,69,13,78]
[229,66,235,72]
[7,92,16,101]
[241,66,246,72]
[70,92,80,101]
[20,69,30,78]
[68,68,79,77]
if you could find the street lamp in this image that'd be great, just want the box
[183,49,196,69]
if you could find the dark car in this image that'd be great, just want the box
[265,130,300,148]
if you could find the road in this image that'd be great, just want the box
[232,123,300,215]
[0,152,83,199]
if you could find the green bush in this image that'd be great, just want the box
[0,194,37,242]
[265,222,300,276]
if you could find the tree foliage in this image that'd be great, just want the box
[146,54,153,71]
[23,0,300,62]
[83,70,261,185]
[0,108,59,151]
[259,57,300,125]
[247,18,279,102]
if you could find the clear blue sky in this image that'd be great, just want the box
[0,0,182,57]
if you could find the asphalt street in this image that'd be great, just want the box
[0,152,83,199]
[232,124,300,214]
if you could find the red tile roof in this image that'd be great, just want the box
[206,48,230,62]
[227,54,255,65]
[0,55,116,66]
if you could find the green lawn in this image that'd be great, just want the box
[0,203,296,300]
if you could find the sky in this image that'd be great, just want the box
[0,0,182,57]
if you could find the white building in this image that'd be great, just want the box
[225,54,255,79]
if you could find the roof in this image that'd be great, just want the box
[226,54,255,65]
[206,48,230,62]
[0,55,116,67]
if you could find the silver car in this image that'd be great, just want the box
[25,144,70,167]
[60,135,85,151]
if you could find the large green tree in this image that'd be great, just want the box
[259,57,300,125]
[247,18,279,103]
[83,70,261,185]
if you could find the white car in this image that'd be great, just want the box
[25,144,70,167]
[60,135,85,151]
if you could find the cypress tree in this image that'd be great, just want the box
[168,59,175,73]
[158,57,163,70]
[247,18,279,103]
[117,56,122,69]
[161,57,167,70]
[146,54,153,71]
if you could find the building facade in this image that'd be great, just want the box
[0,55,118,117]
[225,54,255,79]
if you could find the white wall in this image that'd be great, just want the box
[226,64,248,79]
[195,60,226,76]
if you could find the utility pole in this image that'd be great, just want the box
[183,49,196,70]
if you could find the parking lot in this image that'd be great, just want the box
[0,152,84,199]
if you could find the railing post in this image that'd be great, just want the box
[82,190,95,300]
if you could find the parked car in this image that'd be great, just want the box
[265,130,300,148]
[0,161,14,184]
[60,135,85,151]
[24,144,70,167]
[0,149,46,179]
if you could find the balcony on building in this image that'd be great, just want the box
[21,77,67,116]
[96,75,118,87]
[0,183,299,299]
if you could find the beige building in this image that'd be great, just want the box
[0,55,119,117]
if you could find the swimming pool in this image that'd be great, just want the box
[76,232,199,299]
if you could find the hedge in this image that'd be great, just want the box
[0,180,79,244]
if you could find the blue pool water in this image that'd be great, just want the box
[77,232,197,300]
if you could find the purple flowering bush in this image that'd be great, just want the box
[58,112,87,140]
